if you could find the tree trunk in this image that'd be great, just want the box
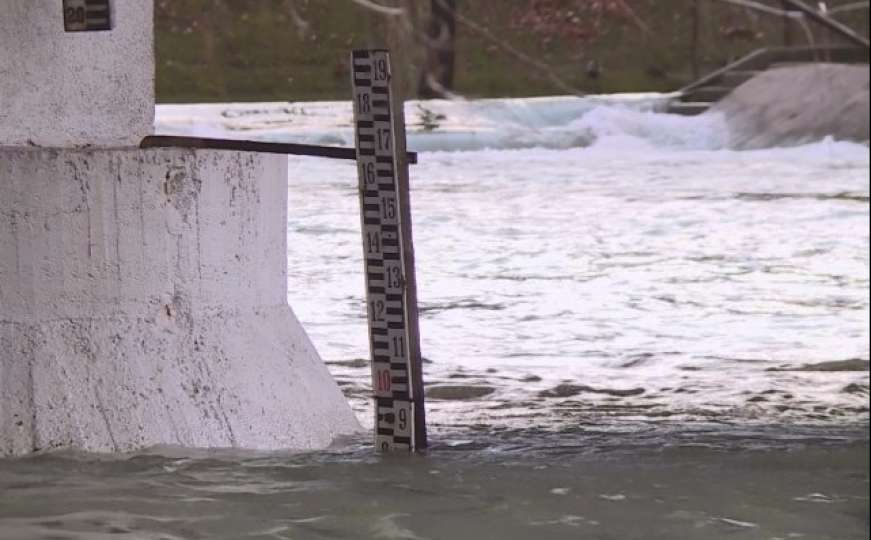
[418,0,457,99]
[691,0,700,80]
[383,0,422,101]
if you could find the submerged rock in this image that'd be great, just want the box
[425,385,496,400]
[327,358,369,369]
[767,359,870,372]
[538,384,645,398]
[843,383,869,396]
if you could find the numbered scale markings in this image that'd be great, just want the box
[351,50,426,452]
[63,0,113,32]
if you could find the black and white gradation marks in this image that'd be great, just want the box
[352,50,417,451]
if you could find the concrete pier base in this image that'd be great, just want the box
[0,148,362,456]
[0,1,154,147]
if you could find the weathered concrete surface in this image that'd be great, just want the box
[711,63,870,149]
[0,0,154,147]
[0,148,362,456]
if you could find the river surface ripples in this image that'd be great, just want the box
[288,140,870,436]
[2,99,868,539]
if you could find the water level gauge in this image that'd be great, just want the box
[351,49,428,453]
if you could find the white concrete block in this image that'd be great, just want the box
[0,0,154,147]
[0,148,362,455]
[712,63,870,149]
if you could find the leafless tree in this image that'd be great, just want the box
[418,0,458,99]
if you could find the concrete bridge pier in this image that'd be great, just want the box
[0,0,361,456]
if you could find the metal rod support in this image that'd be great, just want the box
[140,135,418,164]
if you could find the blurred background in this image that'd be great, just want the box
[155,0,871,103]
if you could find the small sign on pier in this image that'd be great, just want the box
[351,50,427,452]
[63,0,113,32]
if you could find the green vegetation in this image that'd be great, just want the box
[155,0,868,103]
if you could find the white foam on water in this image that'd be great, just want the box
[157,95,869,433]
[156,94,870,159]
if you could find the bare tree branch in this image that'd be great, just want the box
[829,1,869,14]
[796,15,818,53]
[420,72,463,99]
[711,0,825,52]
[348,0,405,17]
[283,0,311,37]
[356,0,584,97]
[418,0,457,98]
[612,0,655,39]
[452,10,584,97]
[714,0,803,18]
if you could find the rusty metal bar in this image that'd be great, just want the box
[140,135,418,165]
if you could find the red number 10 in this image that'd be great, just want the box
[376,368,391,392]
